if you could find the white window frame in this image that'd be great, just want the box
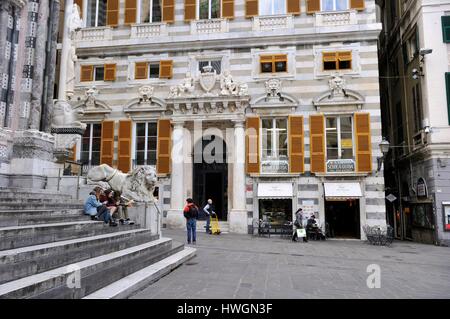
[197,0,221,20]
[259,0,287,16]
[81,123,101,165]
[134,122,158,166]
[137,0,163,24]
[261,118,288,160]
[87,0,107,27]
[321,0,350,11]
[325,115,355,161]
[198,59,222,74]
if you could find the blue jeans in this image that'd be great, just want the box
[205,215,211,233]
[186,218,197,243]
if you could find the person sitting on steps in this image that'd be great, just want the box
[84,186,117,227]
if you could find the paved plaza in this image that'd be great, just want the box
[131,229,450,299]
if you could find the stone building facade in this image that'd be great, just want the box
[0,0,60,188]
[70,0,386,237]
[378,0,450,245]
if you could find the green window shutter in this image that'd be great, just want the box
[446,73,450,125]
[442,16,450,43]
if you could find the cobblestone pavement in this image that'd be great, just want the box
[130,229,450,299]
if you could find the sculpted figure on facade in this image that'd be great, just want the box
[87,164,158,202]
[85,86,99,108]
[168,72,195,98]
[220,70,238,96]
[138,85,154,103]
[52,101,85,128]
[68,3,83,39]
[238,83,249,96]
[66,44,77,100]
[265,78,282,98]
[328,73,347,98]
[65,3,83,100]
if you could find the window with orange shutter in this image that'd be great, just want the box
[260,54,287,73]
[246,117,260,174]
[100,121,115,167]
[309,115,325,173]
[157,119,171,175]
[355,113,372,172]
[162,0,175,22]
[322,51,352,71]
[289,115,304,173]
[125,0,137,24]
[118,120,132,173]
[159,60,173,78]
[80,65,94,82]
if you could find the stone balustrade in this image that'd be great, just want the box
[253,14,294,31]
[190,18,229,35]
[131,22,168,38]
[78,27,112,41]
[315,10,357,27]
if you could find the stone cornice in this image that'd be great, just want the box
[75,28,382,58]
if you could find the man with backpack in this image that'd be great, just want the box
[183,198,199,245]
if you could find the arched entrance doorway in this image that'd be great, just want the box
[193,135,228,221]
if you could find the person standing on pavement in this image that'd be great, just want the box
[292,208,308,242]
[203,198,215,234]
[183,198,199,245]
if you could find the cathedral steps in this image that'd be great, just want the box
[0,189,195,298]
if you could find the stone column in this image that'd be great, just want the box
[229,120,248,234]
[165,121,186,229]
[41,0,61,133]
[28,0,49,130]
[58,0,74,100]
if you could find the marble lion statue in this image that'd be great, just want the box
[87,164,157,202]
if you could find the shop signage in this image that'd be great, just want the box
[326,159,355,172]
[258,183,293,198]
[261,159,289,173]
[417,178,428,198]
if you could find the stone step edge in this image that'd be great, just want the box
[0,209,83,213]
[0,228,152,258]
[0,237,172,296]
[83,246,196,299]
[0,220,103,231]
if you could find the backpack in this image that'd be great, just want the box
[184,205,199,219]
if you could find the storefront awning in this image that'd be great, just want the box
[258,183,293,199]
[324,183,362,200]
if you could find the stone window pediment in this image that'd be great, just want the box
[250,78,298,110]
[313,74,364,111]
[73,87,112,120]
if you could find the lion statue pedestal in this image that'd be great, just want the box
[86,164,161,235]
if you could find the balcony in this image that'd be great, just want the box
[253,14,294,31]
[190,18,229,35]
[78,26,113,41]
[315,10,357,27]
[131,22,168,39]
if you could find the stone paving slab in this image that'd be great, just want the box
[130,229,450,299]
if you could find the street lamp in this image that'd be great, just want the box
[377,138,390,171]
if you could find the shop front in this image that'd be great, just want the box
[323,182,362,239]
[257,182,294,226]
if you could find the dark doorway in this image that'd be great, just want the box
[193,136,228,220]
[325,199,360,239]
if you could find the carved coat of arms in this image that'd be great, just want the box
[199,65,217,94]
